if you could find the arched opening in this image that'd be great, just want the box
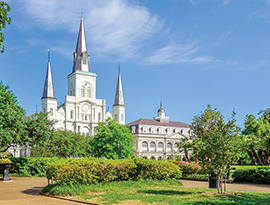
[70,110,73,119]
[49,108,53,116]
[158,142,164,152]
[150,156,156,160]
[150,142,156,152]
[167,143,172,152]
[114,114,118,121]
[142,141,148,152]
[121,114,124,121]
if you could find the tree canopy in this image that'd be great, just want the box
[0,82,26,152]
[190,105,241,193]
[91,119,134,159]
[0,1,11,53]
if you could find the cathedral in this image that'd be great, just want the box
[41,17,125,135]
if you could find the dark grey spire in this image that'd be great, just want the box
[42,50,55,99]
[113,66,124,106]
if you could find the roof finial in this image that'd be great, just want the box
[118,63,120,73]
[81,8,83,18]
[47,49,50,62]
[160,100,162,108]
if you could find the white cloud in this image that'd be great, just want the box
[144,41,215,65]
[222,0,231,6]
[15,0,163,61]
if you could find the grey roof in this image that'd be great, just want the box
[113,71,124,106]
[72,17,90,72]
[127,118,190,128]
[42,61,55,99]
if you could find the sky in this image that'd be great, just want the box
[1,0,270,128]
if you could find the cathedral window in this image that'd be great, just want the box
[158,142,164,152]
[87,89,90,98]
[81,88,85,97]
[83,52,87,64]
[142,142,148,152]
[49,108,53,116]
[70,110,73,119]
[150,142,156,152]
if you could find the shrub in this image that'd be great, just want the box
[134,158,182,180]
[232,166,270,184]
[172,161,201,174]
[181,174,208,181]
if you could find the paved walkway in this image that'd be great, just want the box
[0,177,80,205]
[1,177,270,205]
[180,180,270,193]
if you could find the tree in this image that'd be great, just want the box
[49,130,92,158]
[25,112,55,148]
[190,105,241,194]
[177,137,192,163]
[0,1,11,53]
[91,119,134,159]
[242,113,270,166]
[0,82,27,152]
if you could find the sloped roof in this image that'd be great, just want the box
[127,118,190,128]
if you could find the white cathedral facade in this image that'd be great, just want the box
[41,17,125,135]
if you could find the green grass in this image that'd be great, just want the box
[42,179,270,205]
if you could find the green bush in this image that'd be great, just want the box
[134,158,182,180]
[232,166,270,184]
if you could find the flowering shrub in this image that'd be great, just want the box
[0,158,12,163]
[172,161,201,174]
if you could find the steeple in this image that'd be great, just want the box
[114,64,124,106]
[42,50,55,99]
[72,16,90,72]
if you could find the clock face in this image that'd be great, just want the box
[82,104,89,112]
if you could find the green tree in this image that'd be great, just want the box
[177,137,192,163]
[0,1,11,53]
[25,112,55,148]
[190,105,241,194]
[50,130,92,158]
[242,114,270,166]
[0,82,27,152]
[91,119,134,159]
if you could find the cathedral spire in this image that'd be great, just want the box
[113,65,124,106]
[73,16,90,72]
[42,50,55,99]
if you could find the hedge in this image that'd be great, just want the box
[181,174,208,181]
[232,166,270,184]
[47,158,182,185]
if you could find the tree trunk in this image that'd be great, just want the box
[252,149,264,166]
[184,149,191,163]
[264,150,269,166]
[0,147,9,153]
[247,150,257,166]
[258,150,267,166]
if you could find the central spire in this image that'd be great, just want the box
[42,50,55,99]
[114,64,124,106]
[73,16,90,72]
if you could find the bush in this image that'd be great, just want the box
[232,166,270,184]
[134,158,182,180]
[47,158,182,185]
[172,161,201,174]
[181,174,208,181]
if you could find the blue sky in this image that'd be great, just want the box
[1,0,270,127]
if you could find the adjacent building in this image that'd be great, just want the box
[127,103,191,160]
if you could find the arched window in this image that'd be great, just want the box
[157,128,159,134]
[81,88,85,97]
[83,52,87,64]
[131,126,136,134]
[114,114,118,121]
[167,143,172,152]
[174,143,179,152]
[165,128,168,134]
[142,142,148,152]
[121,114,124,121]
[181,129,183,134]
[85,115,87,121]
[70,110,73,119]
[87,89,90,98]
[141,127,144,133]
[158,142,164,152]
[173,129,176,133]
[43,108,46,113]
[49,108,53,116]
[98,113,101,121]
[150,142,156,152]
[149,127,151,133]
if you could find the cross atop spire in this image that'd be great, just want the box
[42,52,55,99]
[81,8,83,18]
[113,66,124,106]
[47,49,50,62]
[72,16,90,73]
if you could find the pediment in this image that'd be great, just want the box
[167,132,187,139]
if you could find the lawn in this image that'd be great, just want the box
[42,179,270,205]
